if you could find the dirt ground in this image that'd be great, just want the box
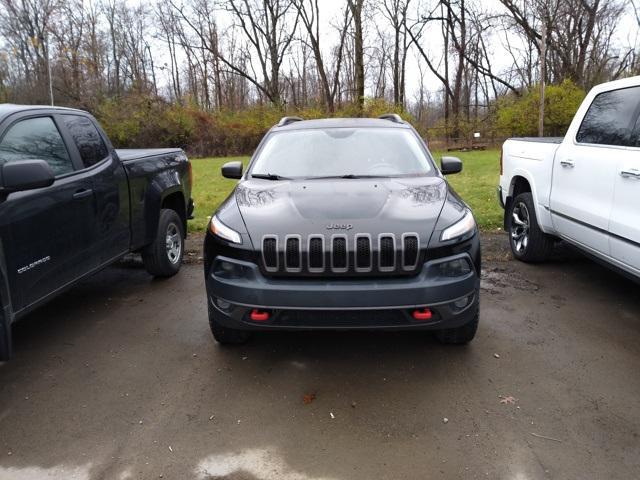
[1,232,639,480]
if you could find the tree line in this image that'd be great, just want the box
[0,0,638,151]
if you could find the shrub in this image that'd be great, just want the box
[495,80,585,137]
[93,95,412,157]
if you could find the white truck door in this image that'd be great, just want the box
[609,88,640,272]
[551,86,640,257]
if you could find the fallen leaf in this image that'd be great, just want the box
[303,393,316,405]
[499,395,517,405]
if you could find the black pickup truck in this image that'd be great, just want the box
[0,105,193,360]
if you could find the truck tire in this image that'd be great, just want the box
[507,192,554,262]
[142,208,184,277]
[208,308,251,345]
[435,311,479,345]
[0,312,11,362]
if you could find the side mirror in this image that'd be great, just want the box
[441,156,463,175]
[222,161,243,179]
[0,160,55,193]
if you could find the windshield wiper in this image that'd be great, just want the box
[307,174,388,180]
[251,173,290,180]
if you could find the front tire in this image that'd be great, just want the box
[142,209,184,277]
[507,192,554,262]
[209,308,251,345]
[436,311,479,345]
[0,314,12,362]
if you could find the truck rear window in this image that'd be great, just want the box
[61,115,110,167]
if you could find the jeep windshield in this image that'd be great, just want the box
[249,128,434,179]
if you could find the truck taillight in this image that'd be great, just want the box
[500,146,504,176]
[188,161,193,187]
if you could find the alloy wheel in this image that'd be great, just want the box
[165,223,182,264]
[511,202,530,254]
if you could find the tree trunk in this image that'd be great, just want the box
[348,0,365,112]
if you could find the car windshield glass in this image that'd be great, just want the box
[250,128,433,178]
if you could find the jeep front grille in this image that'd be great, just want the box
[403,234,419,269]
[308,236,324,271]
[285,236,301,271]
[261,233,420,276]
[379,235,395,270]
[263,236,278,271]
[355,235,372,271]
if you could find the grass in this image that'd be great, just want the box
[189,149,502,233]
[441,149,503,230]
[189,156,248,232]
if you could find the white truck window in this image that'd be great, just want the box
[576,86,640,147]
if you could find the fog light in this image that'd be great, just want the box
[221,261,235,272]
[214,260,245,279]
[215,298,232,311]
[433,258,472,277]
[452,294,473,311]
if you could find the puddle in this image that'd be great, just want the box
[196,448,338,480]
[0,464,92,480]
[481,267,540,295]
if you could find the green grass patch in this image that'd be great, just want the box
[189,156,248,232]
[189,149,502,233]
[441,149,503,230]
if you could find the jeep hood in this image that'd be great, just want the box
[235,176,448,245]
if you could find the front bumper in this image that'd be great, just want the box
[205,253,480,331]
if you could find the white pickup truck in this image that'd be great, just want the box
[498,76,640,279]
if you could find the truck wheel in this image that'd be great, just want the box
[507,192,554,262]
[435,311,479,345]
[142,209,184,277]
[0,313,11,362]
[208,308,251,345]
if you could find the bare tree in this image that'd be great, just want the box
[293,0,351,112]
[499,0,628,88]
[0,0,61,103]
[379,0,411,106]
[347,0,365,110]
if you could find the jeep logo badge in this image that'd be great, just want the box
[326,223,353,230]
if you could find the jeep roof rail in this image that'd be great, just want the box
[378,113,404,123]
[277,116,304,127]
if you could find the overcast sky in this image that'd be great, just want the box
[151,0,640,99]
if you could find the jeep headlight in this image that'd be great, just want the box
[441,209,476,241]
[210,215,242,244]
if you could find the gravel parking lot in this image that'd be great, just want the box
[1,233,639,480]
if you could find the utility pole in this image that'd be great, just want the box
[538,21,546,137]
[46,32,54,106]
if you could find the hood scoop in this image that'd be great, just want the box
[290,181,389,219]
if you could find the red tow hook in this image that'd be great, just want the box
[412,308,433,321]
[250,309,271,322]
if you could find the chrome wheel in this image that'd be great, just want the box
[511,202,530,254]
[165,223,182,264]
